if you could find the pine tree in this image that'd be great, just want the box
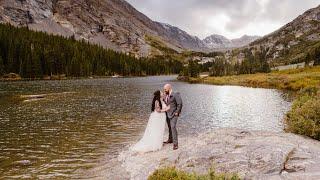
[0,55,4,75]
[315,47,320,65]
[188,60,200,78]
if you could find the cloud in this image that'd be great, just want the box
[126,0,319,39]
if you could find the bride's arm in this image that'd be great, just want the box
[161,105,170,112]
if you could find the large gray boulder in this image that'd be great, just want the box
[118,128,320,180]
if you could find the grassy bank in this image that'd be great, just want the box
[189,66,320,140]
[149,167,240,180]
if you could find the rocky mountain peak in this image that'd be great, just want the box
[203,34,230,44]
[203,34,260,49]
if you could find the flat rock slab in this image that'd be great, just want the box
[118,128,320,180]
[20,92,76,102]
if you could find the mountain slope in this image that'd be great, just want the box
[0,0,207,57]
[0,23,183,78]
[246,5,320,65]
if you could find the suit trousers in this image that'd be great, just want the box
[166,116,178,145]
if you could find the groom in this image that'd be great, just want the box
[163,84,183,150]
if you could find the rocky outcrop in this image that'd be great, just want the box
[117,128,320,180]
[0,0,53,25]
[20,92,76,102]
[1,73,22,81]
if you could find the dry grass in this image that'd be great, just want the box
[196,66,320,91]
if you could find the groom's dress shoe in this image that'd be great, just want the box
[163,140,173,144]
[173,145,178,150]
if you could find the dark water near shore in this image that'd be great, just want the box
[0,76,291,179]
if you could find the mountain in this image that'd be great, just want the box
[203,34,260,49]
[245,5,320,65]
[159,23,207,51]
[206,5,320,77]
[0,0,207,57]
[231,35,261,48]
[202,34,231,49]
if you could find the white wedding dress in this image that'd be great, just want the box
[131,100,168,153]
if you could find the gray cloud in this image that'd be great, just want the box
[126,0,319,39]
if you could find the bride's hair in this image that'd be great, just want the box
[151,90,162,112]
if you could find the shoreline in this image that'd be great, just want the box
[187,67,319,91]
[0,74,179,82]
[0,75,132,82]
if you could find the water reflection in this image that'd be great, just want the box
[0,76,291,178]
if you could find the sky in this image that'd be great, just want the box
[126,0,319,39]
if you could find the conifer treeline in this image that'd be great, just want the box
[209,48,271,76]
[0,24,183,78]
[183,48,271,78]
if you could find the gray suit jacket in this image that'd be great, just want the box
[165,92,183,119]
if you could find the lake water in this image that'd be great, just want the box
[0,76,291,179]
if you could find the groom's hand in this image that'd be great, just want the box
[174,112,179,116]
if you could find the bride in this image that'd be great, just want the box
[131,90,170,153]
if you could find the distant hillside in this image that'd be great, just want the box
[192,5,320,77]
[246,4,320,66]
[203,34,260,50]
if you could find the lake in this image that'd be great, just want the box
[0,76,291,179]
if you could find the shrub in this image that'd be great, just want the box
[148,167,240,180]
[286,88,320,140]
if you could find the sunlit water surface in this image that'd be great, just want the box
[0,76,291,178]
